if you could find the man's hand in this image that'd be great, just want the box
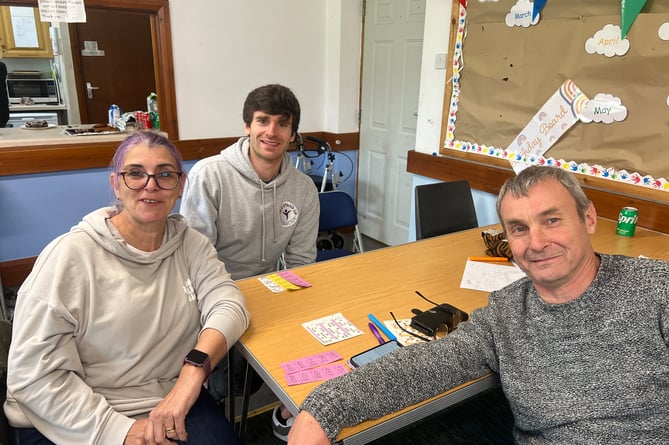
[287,410,330,445]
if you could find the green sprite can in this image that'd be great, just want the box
[615,207,638,237]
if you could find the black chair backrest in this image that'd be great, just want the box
[415,180,478,240]
[0,320,12,445]
[0,61,8,128]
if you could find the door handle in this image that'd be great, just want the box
[86,82,100,99]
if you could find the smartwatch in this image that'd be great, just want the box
[183,349,212,381]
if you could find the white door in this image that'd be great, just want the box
[357,0,425,246]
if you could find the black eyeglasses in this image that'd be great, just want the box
[119,170,183,190]
[389,311,435,342]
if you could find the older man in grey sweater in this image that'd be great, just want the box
[288,166,669,444]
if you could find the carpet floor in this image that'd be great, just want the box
[240,386,515,444]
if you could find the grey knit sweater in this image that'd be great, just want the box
[300,254,669,444]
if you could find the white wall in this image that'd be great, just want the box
[169,0,362,139]
[415,0,452,154]
[410,0,500,239]
[169,0,457,151]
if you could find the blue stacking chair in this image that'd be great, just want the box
[316,191,364,261]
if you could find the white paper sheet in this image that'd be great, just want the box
[38,0,87,23]
[460,260,527,292]
[302,313,364,346]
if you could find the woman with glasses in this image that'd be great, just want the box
[4,130,249,445]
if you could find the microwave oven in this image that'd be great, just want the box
[6,78,60,105]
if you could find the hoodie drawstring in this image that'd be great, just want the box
[260,180,266,264]
[258,180,279,265]
[271,182,278,244]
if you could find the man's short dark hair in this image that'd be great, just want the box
[243,84,301,136]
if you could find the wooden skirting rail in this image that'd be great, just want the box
[0,132,360,177]
[0,257,35,289]
[407,150,669,234]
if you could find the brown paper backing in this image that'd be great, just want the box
[448,0,669,181]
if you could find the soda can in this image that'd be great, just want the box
[135,111,151,129]
[615,207,638,237]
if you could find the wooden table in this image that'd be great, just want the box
[233,218,668,444]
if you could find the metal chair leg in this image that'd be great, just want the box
[0,275,6,321]
[238,360,253,438]
[226,348,235,425]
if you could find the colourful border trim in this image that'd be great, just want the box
[443,5,669,192]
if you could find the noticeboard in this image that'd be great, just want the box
[442,0,669,191]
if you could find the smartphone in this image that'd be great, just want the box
[348,340,401,368]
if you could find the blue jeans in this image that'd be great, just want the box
[11,387,241,445]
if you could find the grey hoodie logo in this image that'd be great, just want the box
[183,278,196,302]
[280,202,299,227]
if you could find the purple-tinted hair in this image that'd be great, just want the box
[109,130,185,187]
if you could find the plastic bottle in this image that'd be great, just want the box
[147,93,158,113]
[108,104,121,128]
[150,111,160,130]
[146,93,159,129]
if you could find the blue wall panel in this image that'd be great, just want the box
[1,151,359,262]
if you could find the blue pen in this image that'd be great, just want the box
[368,322,385,345]
[368,313,397,342]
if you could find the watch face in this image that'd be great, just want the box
[185,349,209,365]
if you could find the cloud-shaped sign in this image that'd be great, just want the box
[505,0,539,28]
[580,93,627,124]
[585,24,630,57]
[659,22,669,40]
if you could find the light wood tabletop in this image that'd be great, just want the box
[235,218,668,444]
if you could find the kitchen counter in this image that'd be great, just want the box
[0,125,128,148]
[9,104,68,112]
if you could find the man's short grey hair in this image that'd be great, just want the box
[496,166,591,225]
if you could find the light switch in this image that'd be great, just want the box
[435,53,447,70]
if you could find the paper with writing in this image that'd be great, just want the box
[302,313,364,345]
[460,260,527,292]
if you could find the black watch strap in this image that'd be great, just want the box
[183,349,212,381]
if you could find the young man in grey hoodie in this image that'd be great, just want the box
[180,83,319,439]
[180,84,319,280]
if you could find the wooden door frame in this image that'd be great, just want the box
[68,9,156,124]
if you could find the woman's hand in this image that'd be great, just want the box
[124,418,177,445]
[127,329,228,444]
[124,419,150,445]
[145,364,206,443]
